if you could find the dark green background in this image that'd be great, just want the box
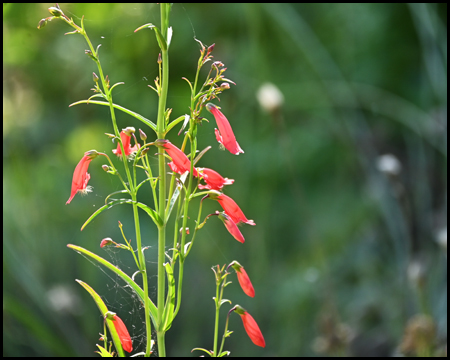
[3,3,447,357]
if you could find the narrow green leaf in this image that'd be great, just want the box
[110,82,125,92]
[136,201,163,227]
[75,280,125,357]
[69,100,156,132]
[191,348,213,356]
[166,114,189,135]
[162,263,175,331]
[68,245,158,328]
[81,199,162,231]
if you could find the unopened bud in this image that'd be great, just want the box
[207,43,215,55]
[48,6,63,17]
[139,129,147,141]
[220,82,230,90]
[212,61,224,68]
[93,72,99,83]
[100,238,116,248]
[157,53,162,64]
[102,165,109,172]
[37,18,48,29]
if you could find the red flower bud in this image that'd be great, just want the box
[111,314,133,353]
[100,238,115,248]
[233,306,265,348]
[230,261,255,297]
[206,103,244,155]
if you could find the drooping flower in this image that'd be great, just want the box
[112,127,139,158]
[209,192,255,226]
[233,305,265,348]
[111,314,133,353]
[230,261,255,297]
[198,167,234,191]
[155,139,199,177]
[217,212,245,243]
[66,151,98,205]
[206,103,244,155]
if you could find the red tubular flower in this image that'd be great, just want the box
[230,261,255,297]
[233,306,265,348]
[66,151,97,204]
[217,212,245,243]
[198,167,234,191]
[214,193,255,226]
[155,139,199,177]
[206,103,244,155]
[112,128,139,158]
[112,314,133,353]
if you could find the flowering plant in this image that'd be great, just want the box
[39,3,264,357]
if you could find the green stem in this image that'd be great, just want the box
[156,3,170,357]
[213,280,220,357]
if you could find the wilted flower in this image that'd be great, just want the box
[111,314,133,353]
[198,167,234,191]
[230,261,255,297]
[113,127,139,158]
[66,151,98,204]
[206,103,244,155]
[233,305,265,348]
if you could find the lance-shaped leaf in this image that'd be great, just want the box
[81,199,163,231]
[69,100,156,132]
[68,245,158,328]
[134,23,167,51]
[75,280,125,357]
[162,262,175,331]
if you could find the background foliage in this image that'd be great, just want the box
[3,3,447,357]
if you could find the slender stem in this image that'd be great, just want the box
[217,311,231,356]
[156,3,170,357]
[213,279,220,357]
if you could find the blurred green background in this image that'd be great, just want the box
[3,3,447,357]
